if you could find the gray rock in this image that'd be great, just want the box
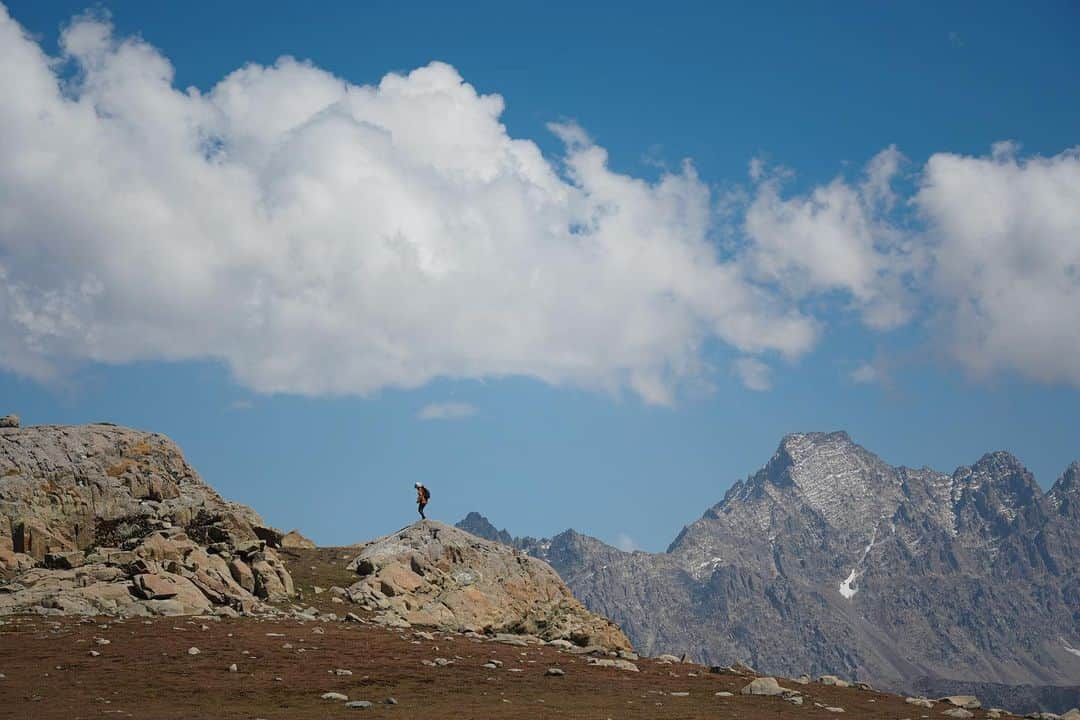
[906,697,935,708]
[0,415,18,428]
[741,677,787,696]
[321,692,348,701]
[943,709,974,719]
[940,695,982,709]
[545,667,565,676]
[587,658,638,672]
[344,700,373,709]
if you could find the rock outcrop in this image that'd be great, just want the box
[459,432,1080,712]
[0,422,296,616]
[343,520,631,652]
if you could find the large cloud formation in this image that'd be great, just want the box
[1,7,1078,400]
[0,7,812,404]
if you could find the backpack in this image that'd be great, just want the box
[421,486,431,501]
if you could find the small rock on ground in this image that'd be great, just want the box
[741,677,787,696]
[345,700,373,709]
[545,667,565,676]
[321,692,348,701]
[187,647,200,656]
[942,710,974,719]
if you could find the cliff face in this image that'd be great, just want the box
[0,422,296,616]
[460,432,1080,697]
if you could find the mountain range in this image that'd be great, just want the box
[457,431,1080,712]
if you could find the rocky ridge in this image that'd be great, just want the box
[0,422,298,616]
[459,432,1080,713]
[341,520,631,652]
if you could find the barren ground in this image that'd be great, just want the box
[0,547,997,719]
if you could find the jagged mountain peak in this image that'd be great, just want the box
[951,451,1042,521]
[455,511,513,546]
[1048,461,1080,516]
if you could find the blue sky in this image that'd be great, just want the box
[1,1,1078,550]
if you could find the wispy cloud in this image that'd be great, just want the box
[733,357,772,392]
[615,532,639,552]
[851,364,881,385]
[417,402,478,421]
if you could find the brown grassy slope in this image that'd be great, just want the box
[0,547,1003,719]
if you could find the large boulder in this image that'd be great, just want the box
[0,423,298,616]
[344,520,632,652]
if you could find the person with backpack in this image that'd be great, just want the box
[415,482,430,519]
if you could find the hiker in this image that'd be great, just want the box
[415,482,430,519]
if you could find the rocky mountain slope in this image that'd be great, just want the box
[459,432,1080,712]
[0,421,298,616]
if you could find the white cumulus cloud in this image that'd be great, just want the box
[1,6,1078,400]
[917,143,1080,387]
[0,6,815,404]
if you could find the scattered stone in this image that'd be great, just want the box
[187,647,200,656]
[715,691,734,697]
[88,650,101,657]
[321,692,348,701]
[333,668,353,676]
[482,662,498,669]
[670,691,690,697]
[795,674,811,684]
[433,657,452,666]
[819,675,850,687]
[545,667,565,676]
[384,698,398,705]
[787,695,804,705]
[493,633,530,647]
[906,697,935,708]
[942,709,974,719]
[95,638,110,646]
[940,696,981,710]
[825,707,845,713]
[656,654,681,663]
[313,586,325,594]
[0,414,19,428]
[741,677,787,696]
[228,663,238,673]
[345,700,373,709]
[587,658,639,672]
